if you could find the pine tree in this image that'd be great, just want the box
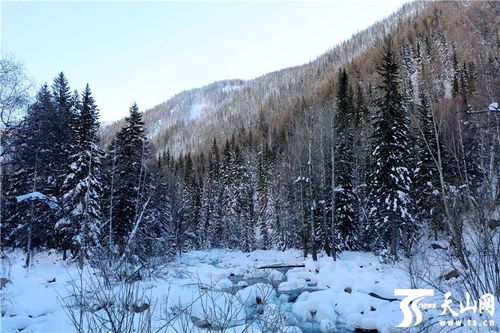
[255,144,272,249]
[51,72,76,197]
[139,167,175,259]
[334,69,358,251]
[176,153,198,253]
[236,145,254,252]
[200,139,222,249]
[112,103,150,249]
[56,85,103,266]
[2,84,61,265]
[414,95,441,238]
[367,39,414,257]
[220,140,240,248]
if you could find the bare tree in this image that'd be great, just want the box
[0,56,33,128]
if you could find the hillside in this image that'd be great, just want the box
[100,79,246,152]
[101,1,427,156]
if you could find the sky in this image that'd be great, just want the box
[2,1,408,123]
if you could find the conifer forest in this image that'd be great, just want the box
[1,1,499,332]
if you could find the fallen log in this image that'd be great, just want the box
[257,264,305,269]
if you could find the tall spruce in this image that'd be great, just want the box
[368,39,414,257]
[2,84,61,265]
[176,153,198,253]
[200,139,222,249]
[414,95,441,238]
[334,69,358,250]
[51,72,76,196]
[56,85,103,266]
[112,103,149,249]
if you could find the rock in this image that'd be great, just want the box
[191,316,212,329]
[214,278,233,290]
[344,287,352,294]
[131,303,149,313]
[237,281,249,288]
[489,219,499,230]
[368,292,398,302]
[430,243,447,250]
[47,277,56,283]
[0,278,11,289]
[440,269,459,280]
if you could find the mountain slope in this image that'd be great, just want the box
[101,79,245,151]
[101,1,497,158]
[101,1,427,155]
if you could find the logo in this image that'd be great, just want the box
[394,289,496,328]
[394,289,435,327]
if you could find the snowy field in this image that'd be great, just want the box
[1,249,498,332]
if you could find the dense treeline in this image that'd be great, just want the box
[1,75,176,266]
[1,4,498,272]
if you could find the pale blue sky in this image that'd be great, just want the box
[2,1,408,123]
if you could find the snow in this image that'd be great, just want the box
[222,83,242,93]
[15,192,59,209]
[188,103,206,120]
[1,249,498,332]
[489,102,498,111]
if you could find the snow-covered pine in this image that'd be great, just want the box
[367,38,415,257]
[413,94,442,238]
[199,139,222,250]
[56,84,103,266]
[2,83,68,265]
[111,103,151,250]
[255,143,273,250]
[175,153,199,253]
[334,69,359,251]
[51,72,76,198]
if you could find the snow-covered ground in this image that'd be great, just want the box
[1,249,498,332]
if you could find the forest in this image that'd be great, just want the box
[0,1,498,332]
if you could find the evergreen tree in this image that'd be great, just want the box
[367,39,414,257]
[334,70,358,251]
[2,84,61,265]
[200,139,222,249]
[236,146,254,252]
[414,95,441,238]
[220,140,240,248]
[255,144,273,249]
[139,168,175,259]
[51,72,76,196]
[56,85,103,266]
[112,103,150,249]
[176,153,198,253]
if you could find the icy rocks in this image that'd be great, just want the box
[283,326,303,333]
[440,269,459,280]
[267,269,285,282]
[320,319,335,332]
[131,303,149,313]
[236,283,275,306]
[0,278,11,289]
[291,290,337,323]
[237,281,249,288]
[214,278,233,290]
